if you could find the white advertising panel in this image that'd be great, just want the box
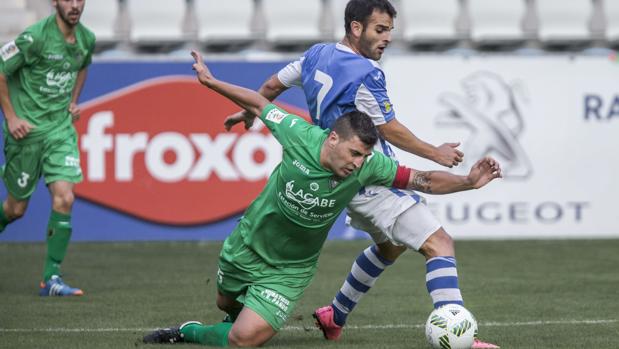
[382,55,619,238]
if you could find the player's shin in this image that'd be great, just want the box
[43,210,72,281]
[425,256,464,308]
[331,245,393,326]
[180,322,232,346]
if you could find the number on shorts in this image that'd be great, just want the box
[17,172,30,188]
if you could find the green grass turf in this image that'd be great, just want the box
[1,239,618,348]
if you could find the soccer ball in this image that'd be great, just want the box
[425,304,478,349]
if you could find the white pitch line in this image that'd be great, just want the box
[0,319,616,333]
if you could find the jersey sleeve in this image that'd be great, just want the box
[0,29,41,76]
[277,57,303,88]
[258,104,315,148]
[80,29,96,70]
[354,67,396,126]
[357,151,398,187]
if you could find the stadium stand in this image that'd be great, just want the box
[400,0,460,49]
[196,0,256,50]
[0,0,617,54]
[0,0,37,45]
[263,0,326,49]
[80,0,119,45]
[604,0,619,46]
[537,0,592,48]
[128,0,189,50]
[469,0,527,49]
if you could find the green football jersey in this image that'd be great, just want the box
[0,15,95,143]
[234,104,398,267]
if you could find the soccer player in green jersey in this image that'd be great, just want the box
[142,51,501,347]
[0,0,95,296]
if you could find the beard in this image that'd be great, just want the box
[56,6,81,27]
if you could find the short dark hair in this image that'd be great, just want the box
[332,111,378,147]
[344,0,397,35]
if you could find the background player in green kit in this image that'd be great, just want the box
[0,0,95,296]
[142,51,502,347]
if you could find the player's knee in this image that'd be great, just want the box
[7,206,27,220]
[375,242,407,261]
[419,228,454,258]
[227,329,268,347]
[4,201,28,220]
[52,191,75,212]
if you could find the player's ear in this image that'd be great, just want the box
[350,20,363,38]
[328,131,339,148]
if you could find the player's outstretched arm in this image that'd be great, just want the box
[224,74,289,131]
[378,119,464,168]
[406,157,502,194]
[191,50,269,118]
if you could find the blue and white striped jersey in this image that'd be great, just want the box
[278,43,397,158]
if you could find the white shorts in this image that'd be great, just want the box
[346,185,442,250]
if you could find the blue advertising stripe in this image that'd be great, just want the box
[0,60,328,242]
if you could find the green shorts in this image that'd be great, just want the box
[2,126,82,200]
[217,232,317,331]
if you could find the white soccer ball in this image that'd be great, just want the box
[425,304,478,349]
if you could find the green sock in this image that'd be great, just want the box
[181,322,232,347]
[0,204,10,233]
[43,211,72,281]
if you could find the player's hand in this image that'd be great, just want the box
[466,156,502,189]
[69,102,81,122]
[435,142,464,168]
[190,50,214,87]
[224,110,256,131]
[7,116,34,140]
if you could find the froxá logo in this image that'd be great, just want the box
[437,71,532,179]
[75,76,309,225]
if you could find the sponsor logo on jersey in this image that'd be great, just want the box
[292,159,310,175]
[75,76,309,225]
[43,70,77,96]
[0,41,19,62]
[283,180,335,210]
[437,71,532,179]
[47,54,64,61]
[265,108,287,124]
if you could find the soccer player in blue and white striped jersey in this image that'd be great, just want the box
[224,1,499,348]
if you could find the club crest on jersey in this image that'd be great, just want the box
[329,178,340,189]
[0,41,19,62]
[265,108,287,124]
[384,101,392,113]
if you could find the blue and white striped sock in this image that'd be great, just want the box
[331,245,393,326]
[426,256,464,308]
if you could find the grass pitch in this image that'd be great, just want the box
[1,239,618,348]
